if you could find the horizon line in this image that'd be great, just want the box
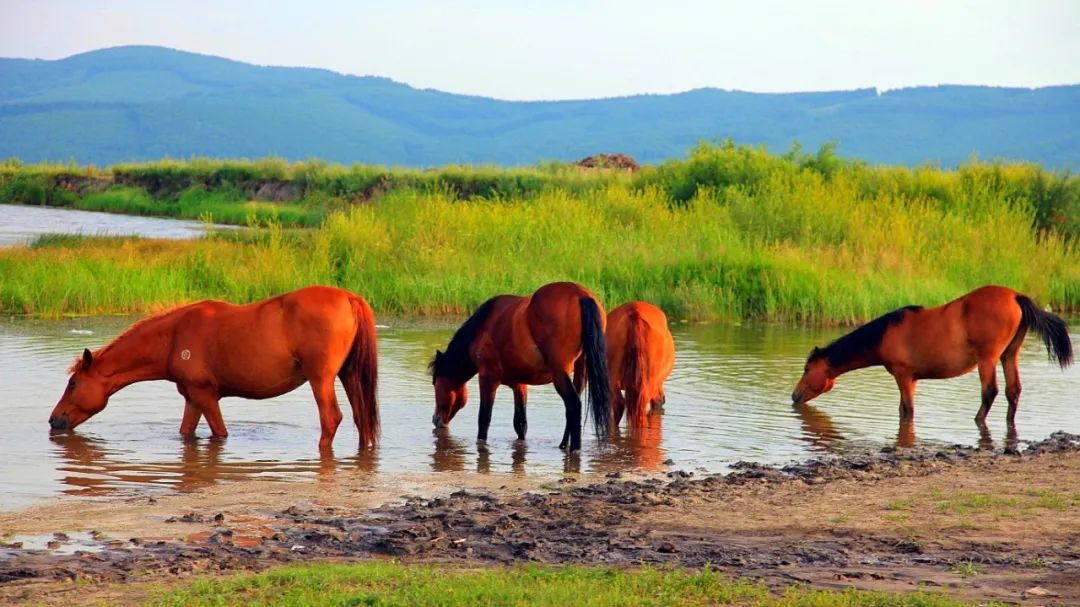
[4,44,1080,103]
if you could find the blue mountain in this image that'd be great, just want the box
[1,45,1077,167]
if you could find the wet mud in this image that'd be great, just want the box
[2,432,1079,605]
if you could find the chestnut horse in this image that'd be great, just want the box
[792,285,1073,426]
[606,301,675,428]
[48,286,380,450]
[429,282,611,452]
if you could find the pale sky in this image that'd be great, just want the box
[2,0,1078,100]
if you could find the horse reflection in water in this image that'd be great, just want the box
[430,429,532,475]
[48,434,372,496]
[791,402,845,452]
[589,414,666,474]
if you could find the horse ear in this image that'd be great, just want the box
[435,349,443,361]
[81,348,93,370]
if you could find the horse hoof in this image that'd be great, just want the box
[476,439,489,452]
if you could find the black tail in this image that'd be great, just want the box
[1017,295,1073,369]
[579,297,612,438]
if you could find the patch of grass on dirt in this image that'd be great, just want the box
[146,562,995,607]
[932,489,1078,519]
[950,561,984,579]
[885,498,915,511]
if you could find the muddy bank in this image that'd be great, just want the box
[2,432,1079,605]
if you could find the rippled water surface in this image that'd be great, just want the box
[2,316,1077,509]
[0,204,218,246]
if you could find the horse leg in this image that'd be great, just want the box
[974,359,999,425]
[552,370,583,451]
[308,375,343,451]
[179,400,203,437]
[612,389,625,427]
[894,374,916,420]
[476,375,499,446]
[1001,351,1022,426]
[572,356,586,397]
[189,389,228,438]
[511,384,528,441]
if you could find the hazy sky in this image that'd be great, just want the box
[3,0,1078,100]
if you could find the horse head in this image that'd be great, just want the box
[430,350,468,428]
[49,349,110,432]
[791,346,836,404]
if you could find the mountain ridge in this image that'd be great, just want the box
[1,46,1077,167]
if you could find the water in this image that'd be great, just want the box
[0,204,219,247]
[1,316,1077,510]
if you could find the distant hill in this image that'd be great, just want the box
[1,46,1077,168]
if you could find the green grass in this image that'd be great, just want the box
[146,562,993,607]
[2,144,1078,320]
[950,562,983,579]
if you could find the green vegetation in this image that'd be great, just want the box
[950,562,983,579]
[2,143,1078,321]
[2,46,1079,168]
[148,562,990,607]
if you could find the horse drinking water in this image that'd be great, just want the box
[791,285,1073,427]
[48,286,380,450]
[605,301,675,429]
[429,282,611,452]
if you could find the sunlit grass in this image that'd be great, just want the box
[2,144,1078,320]
[146,562,991,607]
[2,176,1077,320]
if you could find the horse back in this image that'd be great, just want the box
[525,282,605,369]
[174,286,362,397]
[606,301,675,385]
[881,286,1023,379]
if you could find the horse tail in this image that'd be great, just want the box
[342,296,380,446]
[579,296,611,438]
[1016,295,1073,369]
[622,308,651,429]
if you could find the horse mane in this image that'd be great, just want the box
[811,305,923,368]
[68,303,194,372]
[429,295,503,381]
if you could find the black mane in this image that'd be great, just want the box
[429,296,503,381]
[811,305,923,367]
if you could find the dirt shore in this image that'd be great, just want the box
[2,432,1079,606]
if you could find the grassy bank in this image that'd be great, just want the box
[0,156,628,227]
[148,562,983,607]
[1,144,1078,321]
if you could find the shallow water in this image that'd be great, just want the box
[1,316,1077,510]
[0,204,219,247]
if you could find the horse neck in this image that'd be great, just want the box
[827,346,881,378]
[96,315,175,394]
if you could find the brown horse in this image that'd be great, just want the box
[48,286,380,450]
[429,282,611,452]
[792,285,1073,426]
[606,301,676,428]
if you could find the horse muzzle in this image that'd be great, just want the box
[791,391,804,404]
[48,415,69,431]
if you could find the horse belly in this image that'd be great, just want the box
[215,348,308,399]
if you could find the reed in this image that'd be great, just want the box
[3,165,1076,321]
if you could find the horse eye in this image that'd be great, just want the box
[67,379,77,389]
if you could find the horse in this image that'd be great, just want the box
[48,285,380,450]
[791,285,1073,428]
[429,281,611,452]
[605,301,675,428]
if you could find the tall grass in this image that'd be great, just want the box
[2,165,1077,321]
